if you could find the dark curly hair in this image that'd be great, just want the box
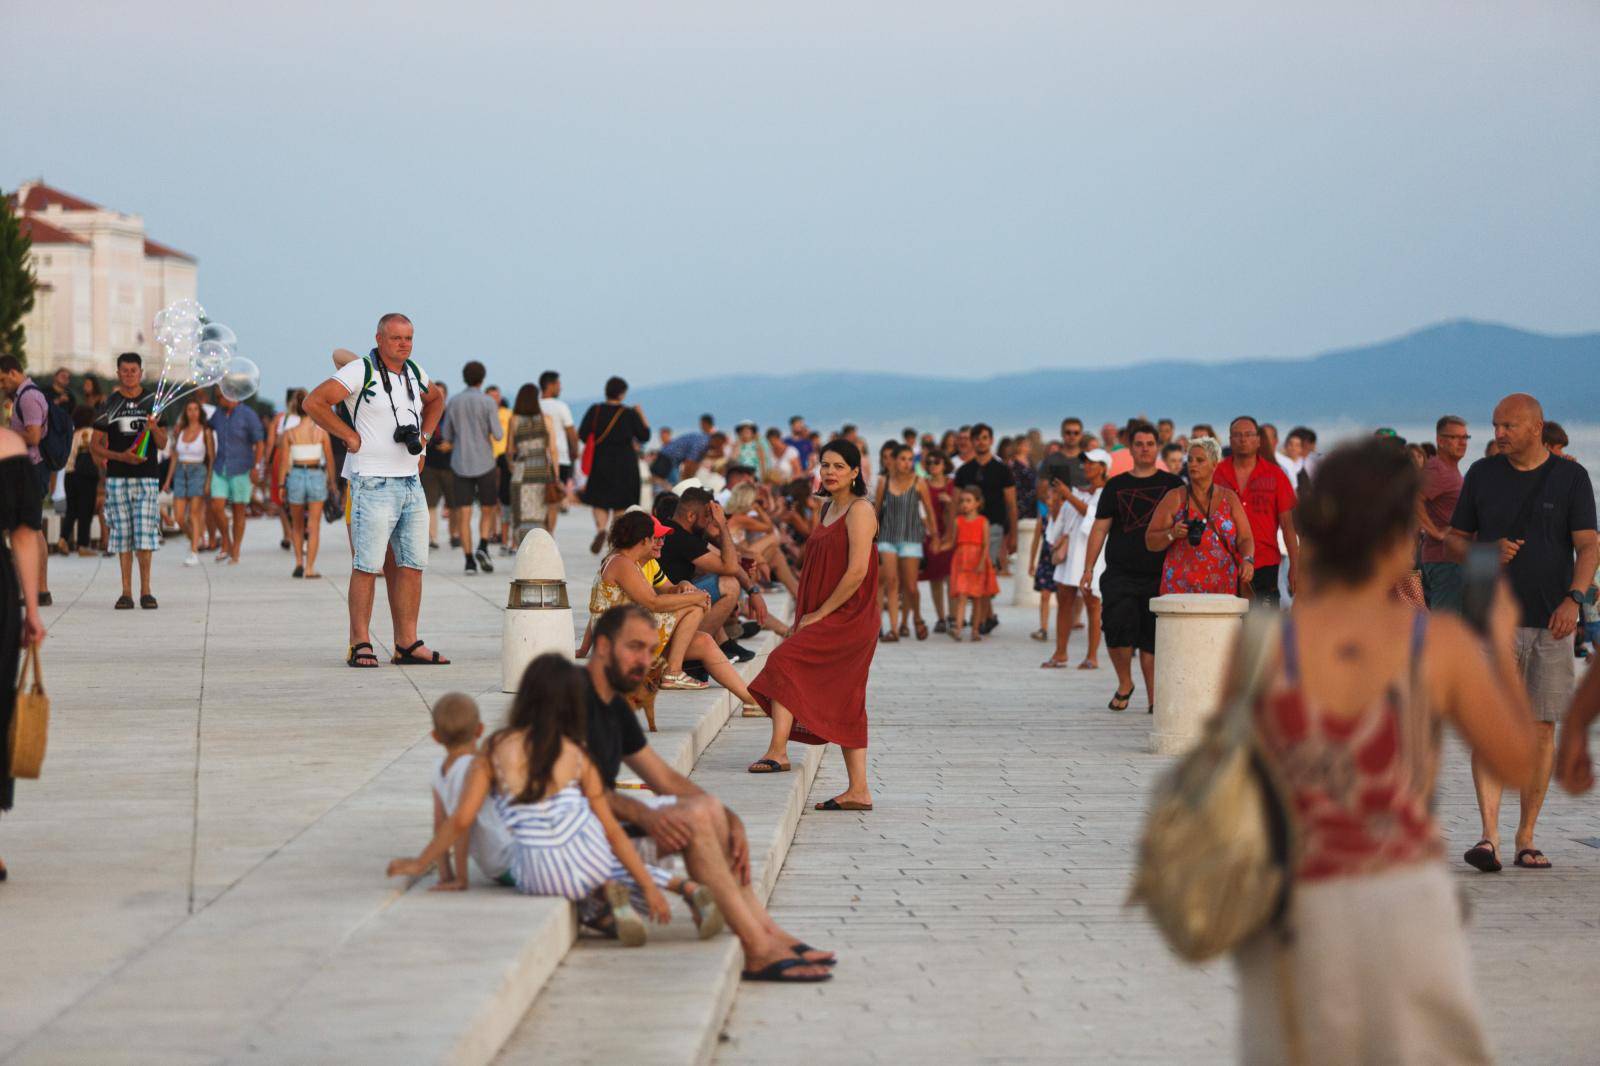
[1295,438,1420,587]
[608,509,655,551]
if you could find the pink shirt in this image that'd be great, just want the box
[1419,456,1462,564]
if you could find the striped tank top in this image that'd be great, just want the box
[879,481,924,544]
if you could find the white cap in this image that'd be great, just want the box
[1083,448,1112,467]
[671,477,704,494]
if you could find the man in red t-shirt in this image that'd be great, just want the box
[1418,415,1469,611]
[1215,416,1299,604]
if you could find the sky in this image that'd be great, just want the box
[5,1,1598,402]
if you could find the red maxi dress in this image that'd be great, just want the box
[749,501,879,748]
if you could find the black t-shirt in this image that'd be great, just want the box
[423,435,452,471]
[1096,469,1185,576]
[954,455,1016,531]
[1450,454,1597,628]
[658,517,712,584]
[1037,451,1088,492]
[585,674,648,790]
[95,389,163,479]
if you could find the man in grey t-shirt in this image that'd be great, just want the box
[441,360,503,573]
[1037,416,1089,493]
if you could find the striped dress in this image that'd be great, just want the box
[493,782,673,902]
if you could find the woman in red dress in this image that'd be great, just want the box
[747,439,880,811]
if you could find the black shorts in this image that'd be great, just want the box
[1100,568,1160,654]
[420,467,453,508]
[451,469,500,508]
[558,463,573,483]
[497,454,512,505]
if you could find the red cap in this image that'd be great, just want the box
[651,516,673,538]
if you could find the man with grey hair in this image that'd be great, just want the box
[305,314,449,667]
[1448,393,1597,872]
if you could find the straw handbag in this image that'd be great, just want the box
[10,644,48,779]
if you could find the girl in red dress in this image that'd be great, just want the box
[947,486,999,641]
[747,439,880,812]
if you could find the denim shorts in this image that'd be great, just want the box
[211,471,253,504]
[349,474,428,573]
[172,462,208,498]
[879,540,924,559]
[285,465,329,506]
[691,572,725,602]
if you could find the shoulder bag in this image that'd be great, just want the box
[10,643,49,778]
[580,406,625,478]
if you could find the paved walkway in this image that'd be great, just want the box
[717,592,1600,1063]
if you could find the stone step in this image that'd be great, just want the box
[9,643,773,1066]
[495,711,829,1066]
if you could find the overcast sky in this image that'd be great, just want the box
[5,1,1597,400]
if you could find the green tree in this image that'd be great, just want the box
[0,190,38,368]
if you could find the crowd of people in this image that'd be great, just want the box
[7,317,1600,1014]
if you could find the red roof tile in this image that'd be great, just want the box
[19,183,101,213]
[143,238,196,262]
[19,216,88,246]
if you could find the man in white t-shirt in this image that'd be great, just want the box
[305,313,448,668]
[538,370,580,491]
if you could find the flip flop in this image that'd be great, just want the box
[1463,840,1502,873]
[814,797,872,811]
[392,640,451,665]
[741,958,832,983]
[1040,659,1069,669]
[1514,848,1551,870]
[1108,688,1133,711]
[1030,628,1049,641]
[792,942,837,966]
[748,759,791,774]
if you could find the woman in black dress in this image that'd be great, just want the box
[577,376,650,553]
[1,424,49,882]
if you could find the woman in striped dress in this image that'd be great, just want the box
[388,655,721,946]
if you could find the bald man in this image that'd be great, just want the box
[1446,393,1598,872]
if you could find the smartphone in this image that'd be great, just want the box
[1460,543,1500,634]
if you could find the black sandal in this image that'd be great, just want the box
[741,957,832,983]
[747,758,791,774]
[1463,840,1502,873]
[791,942,837,966]
[347,642,380,668]
[139,594,159,610]
[392,640,451,665]
[1108,689,1133,711]
[1514,848,1551,870]
[114,595,135,610]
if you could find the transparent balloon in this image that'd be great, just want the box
[200,322,238,350]
[191,341,231,386]
[218,355,261,403]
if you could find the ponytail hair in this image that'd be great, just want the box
[815,438,868,497]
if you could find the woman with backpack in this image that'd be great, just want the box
[1229,439,1538,1062]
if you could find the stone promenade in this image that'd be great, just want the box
[3,511,1598,1064]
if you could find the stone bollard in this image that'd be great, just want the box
[501,528,575,692]
[1148,593,1249,755]
[1012,517,1039,607]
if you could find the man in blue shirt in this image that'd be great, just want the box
[209,392,265,564]
[654,413,715,482]
[784,415,815,473]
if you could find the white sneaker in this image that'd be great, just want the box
[184,552,199,567]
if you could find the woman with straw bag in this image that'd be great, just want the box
[1,424,49,883]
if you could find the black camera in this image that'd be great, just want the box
[393,424,424,455]
[1185,513,1207,547]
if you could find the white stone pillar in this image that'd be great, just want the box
[1011,517,1039,607]
[1149,593,1249,755]
[501,528,576,692]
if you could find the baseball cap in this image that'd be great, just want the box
[650,516,674,538]
[672,477,704,494]
[1083,448,1112,467]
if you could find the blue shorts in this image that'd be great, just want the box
[210,471,253,504]
[172,462,208,498]
[879,540,923,559]
[691,572,725,602]
[285,465,329,506]
[349,474,428,574]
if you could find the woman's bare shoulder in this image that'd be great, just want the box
[0,426,24,460]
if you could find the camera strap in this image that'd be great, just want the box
[1508,454,1557,544]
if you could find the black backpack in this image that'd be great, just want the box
[25,383,74,471]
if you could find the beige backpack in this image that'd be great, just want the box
[1128,608,1295,963]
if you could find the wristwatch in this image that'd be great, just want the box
[1241,555,1254,565]
[1569,589,1586,607]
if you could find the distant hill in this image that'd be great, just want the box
[601,320,1599,434]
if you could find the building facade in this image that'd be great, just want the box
[8,181,198,374]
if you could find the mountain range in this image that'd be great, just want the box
[609,320,1599,435]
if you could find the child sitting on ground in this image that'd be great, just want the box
[387,656,721,947]
[948,486,999,642]
[422,692,516,890]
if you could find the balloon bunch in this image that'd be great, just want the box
[135,298,262,458]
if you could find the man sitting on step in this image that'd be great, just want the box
[657,487,765,663]
[581,604,834,983]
